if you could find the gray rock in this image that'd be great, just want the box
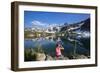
[54,55,69,60]
[75,55,88,59]
[45,55,53,60]
[35,53,46,61]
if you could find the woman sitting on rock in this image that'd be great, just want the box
[56,43,64,59]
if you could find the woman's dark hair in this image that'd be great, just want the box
[56,43,61,47]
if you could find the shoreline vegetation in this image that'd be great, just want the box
[24,44,89,61]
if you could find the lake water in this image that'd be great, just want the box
[24,36,90,57]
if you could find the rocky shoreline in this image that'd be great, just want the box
[24,48,89,61]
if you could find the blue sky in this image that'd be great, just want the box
[24,11,90,28]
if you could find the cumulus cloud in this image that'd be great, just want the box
[32,20,48,27]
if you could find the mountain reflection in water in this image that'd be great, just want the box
[24,33,90,58]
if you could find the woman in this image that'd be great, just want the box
[56,44,64,59]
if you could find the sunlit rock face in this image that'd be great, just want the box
[77,18,90,38]
[59,18,90,39]
[60,18,90,32]
[82,31,90,38]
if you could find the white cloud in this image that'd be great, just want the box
[32,20,48,27]
[31,20,63,29]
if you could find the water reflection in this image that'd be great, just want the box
[25,34,90,57]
